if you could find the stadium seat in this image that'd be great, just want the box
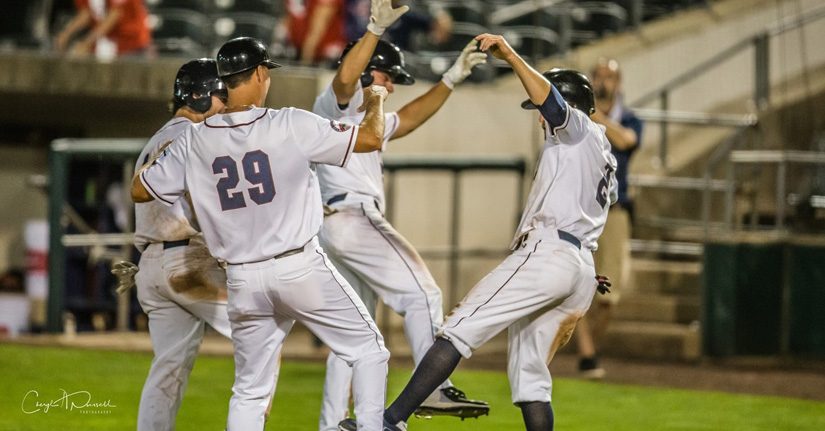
[495,25,560,61]
[211,13,277,52]
[144,0,211,12]
[212,0,279,15]
[0,0,50,49]
[570,2,628,43]
[148,9,211,57]
[433,0,487,26]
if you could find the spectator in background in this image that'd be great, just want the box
[343,0,451,51]
[385,0,451,51]
[286,0,347,65]
[575,57,642,379]
[54,0,151,58]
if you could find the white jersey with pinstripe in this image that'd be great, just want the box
[438,102,616,406]
[134,117,198,252]
[139,106,358,264]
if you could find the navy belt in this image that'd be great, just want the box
[326,193,348,206]
[326,193,381,212]
[557,230,581,249]
[163,239,190,250]
[517,230,581,250]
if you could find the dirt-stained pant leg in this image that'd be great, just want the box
[438,229,596,403]
[136,244,208,431]
[507,238,596,404]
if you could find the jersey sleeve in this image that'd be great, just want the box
[290,108,358,167]
[553,104,592,145]
[139,135,189,207]
[382,112,400,151]
[312,81,364,120]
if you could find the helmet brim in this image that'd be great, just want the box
[390,65,415,85]
[521,99,537,110]
[263,60,282,69]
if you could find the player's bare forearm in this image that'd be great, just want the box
[55,10,91,52]
[354,91,387,152]
[333,33,381,105]
[301,4,337,64]
[476,33,550,106]
[393,81,452,139]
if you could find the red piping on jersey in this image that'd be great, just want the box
[140,170,175,206]
[204,110,268,129]
[340,126,357,167]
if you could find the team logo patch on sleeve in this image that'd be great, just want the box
[330,120,352,132]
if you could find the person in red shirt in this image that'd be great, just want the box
[286,0,346,65]
[54,0,151,57]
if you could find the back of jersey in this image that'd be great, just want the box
[134,118,198,251]
[142,107,358,263]
[514,105,618,251]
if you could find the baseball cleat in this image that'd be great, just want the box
[338,418,356,431]
[414,386,490,419]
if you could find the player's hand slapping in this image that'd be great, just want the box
[357,85,390,112]
[442,40,487,89]
[475,33,518,63]
[368,0,409,36]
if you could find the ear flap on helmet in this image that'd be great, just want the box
[360,70,374,87]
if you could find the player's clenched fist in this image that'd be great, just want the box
[475,33,517,62]
[442,40,487,89]
[368,0,409,36]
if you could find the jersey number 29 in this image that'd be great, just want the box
[212,150,276,211]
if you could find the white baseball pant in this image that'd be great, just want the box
[225,237,389,431]
[136,235,269,431]
[317,203,448,431]
[439,227,598,404]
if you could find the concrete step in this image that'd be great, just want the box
[614,293,701,324]
[631,258,703,296]
[600,320,701,361]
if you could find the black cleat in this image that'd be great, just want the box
[414,387,490,419]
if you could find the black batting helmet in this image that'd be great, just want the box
[217,37,281,78]
[340,39,414,87]
[173,58,227,113]
[521,68,596,115]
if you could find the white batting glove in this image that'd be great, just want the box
[442,40,487,89]
[111,261,139,295]
[367,0,409,36]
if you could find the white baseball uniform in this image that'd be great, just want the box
[313,82,450,430]
[134,117,250,431]
[139,106,390,431]
[439,102,617,404]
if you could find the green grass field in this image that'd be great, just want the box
[2,344,823,431]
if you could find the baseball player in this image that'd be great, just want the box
[130,58,278,431]
[130,37,391,431]
[313,2,489,429]
[381,33,618,431]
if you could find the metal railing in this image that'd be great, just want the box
[382,155,527,311]
[630,2,825,168]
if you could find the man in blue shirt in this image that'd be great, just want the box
[575,57,643,379]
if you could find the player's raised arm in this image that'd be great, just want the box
[332,0,408,105]
[354,85,389,152]
[392,39,486,139]
[476,33,574,130]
